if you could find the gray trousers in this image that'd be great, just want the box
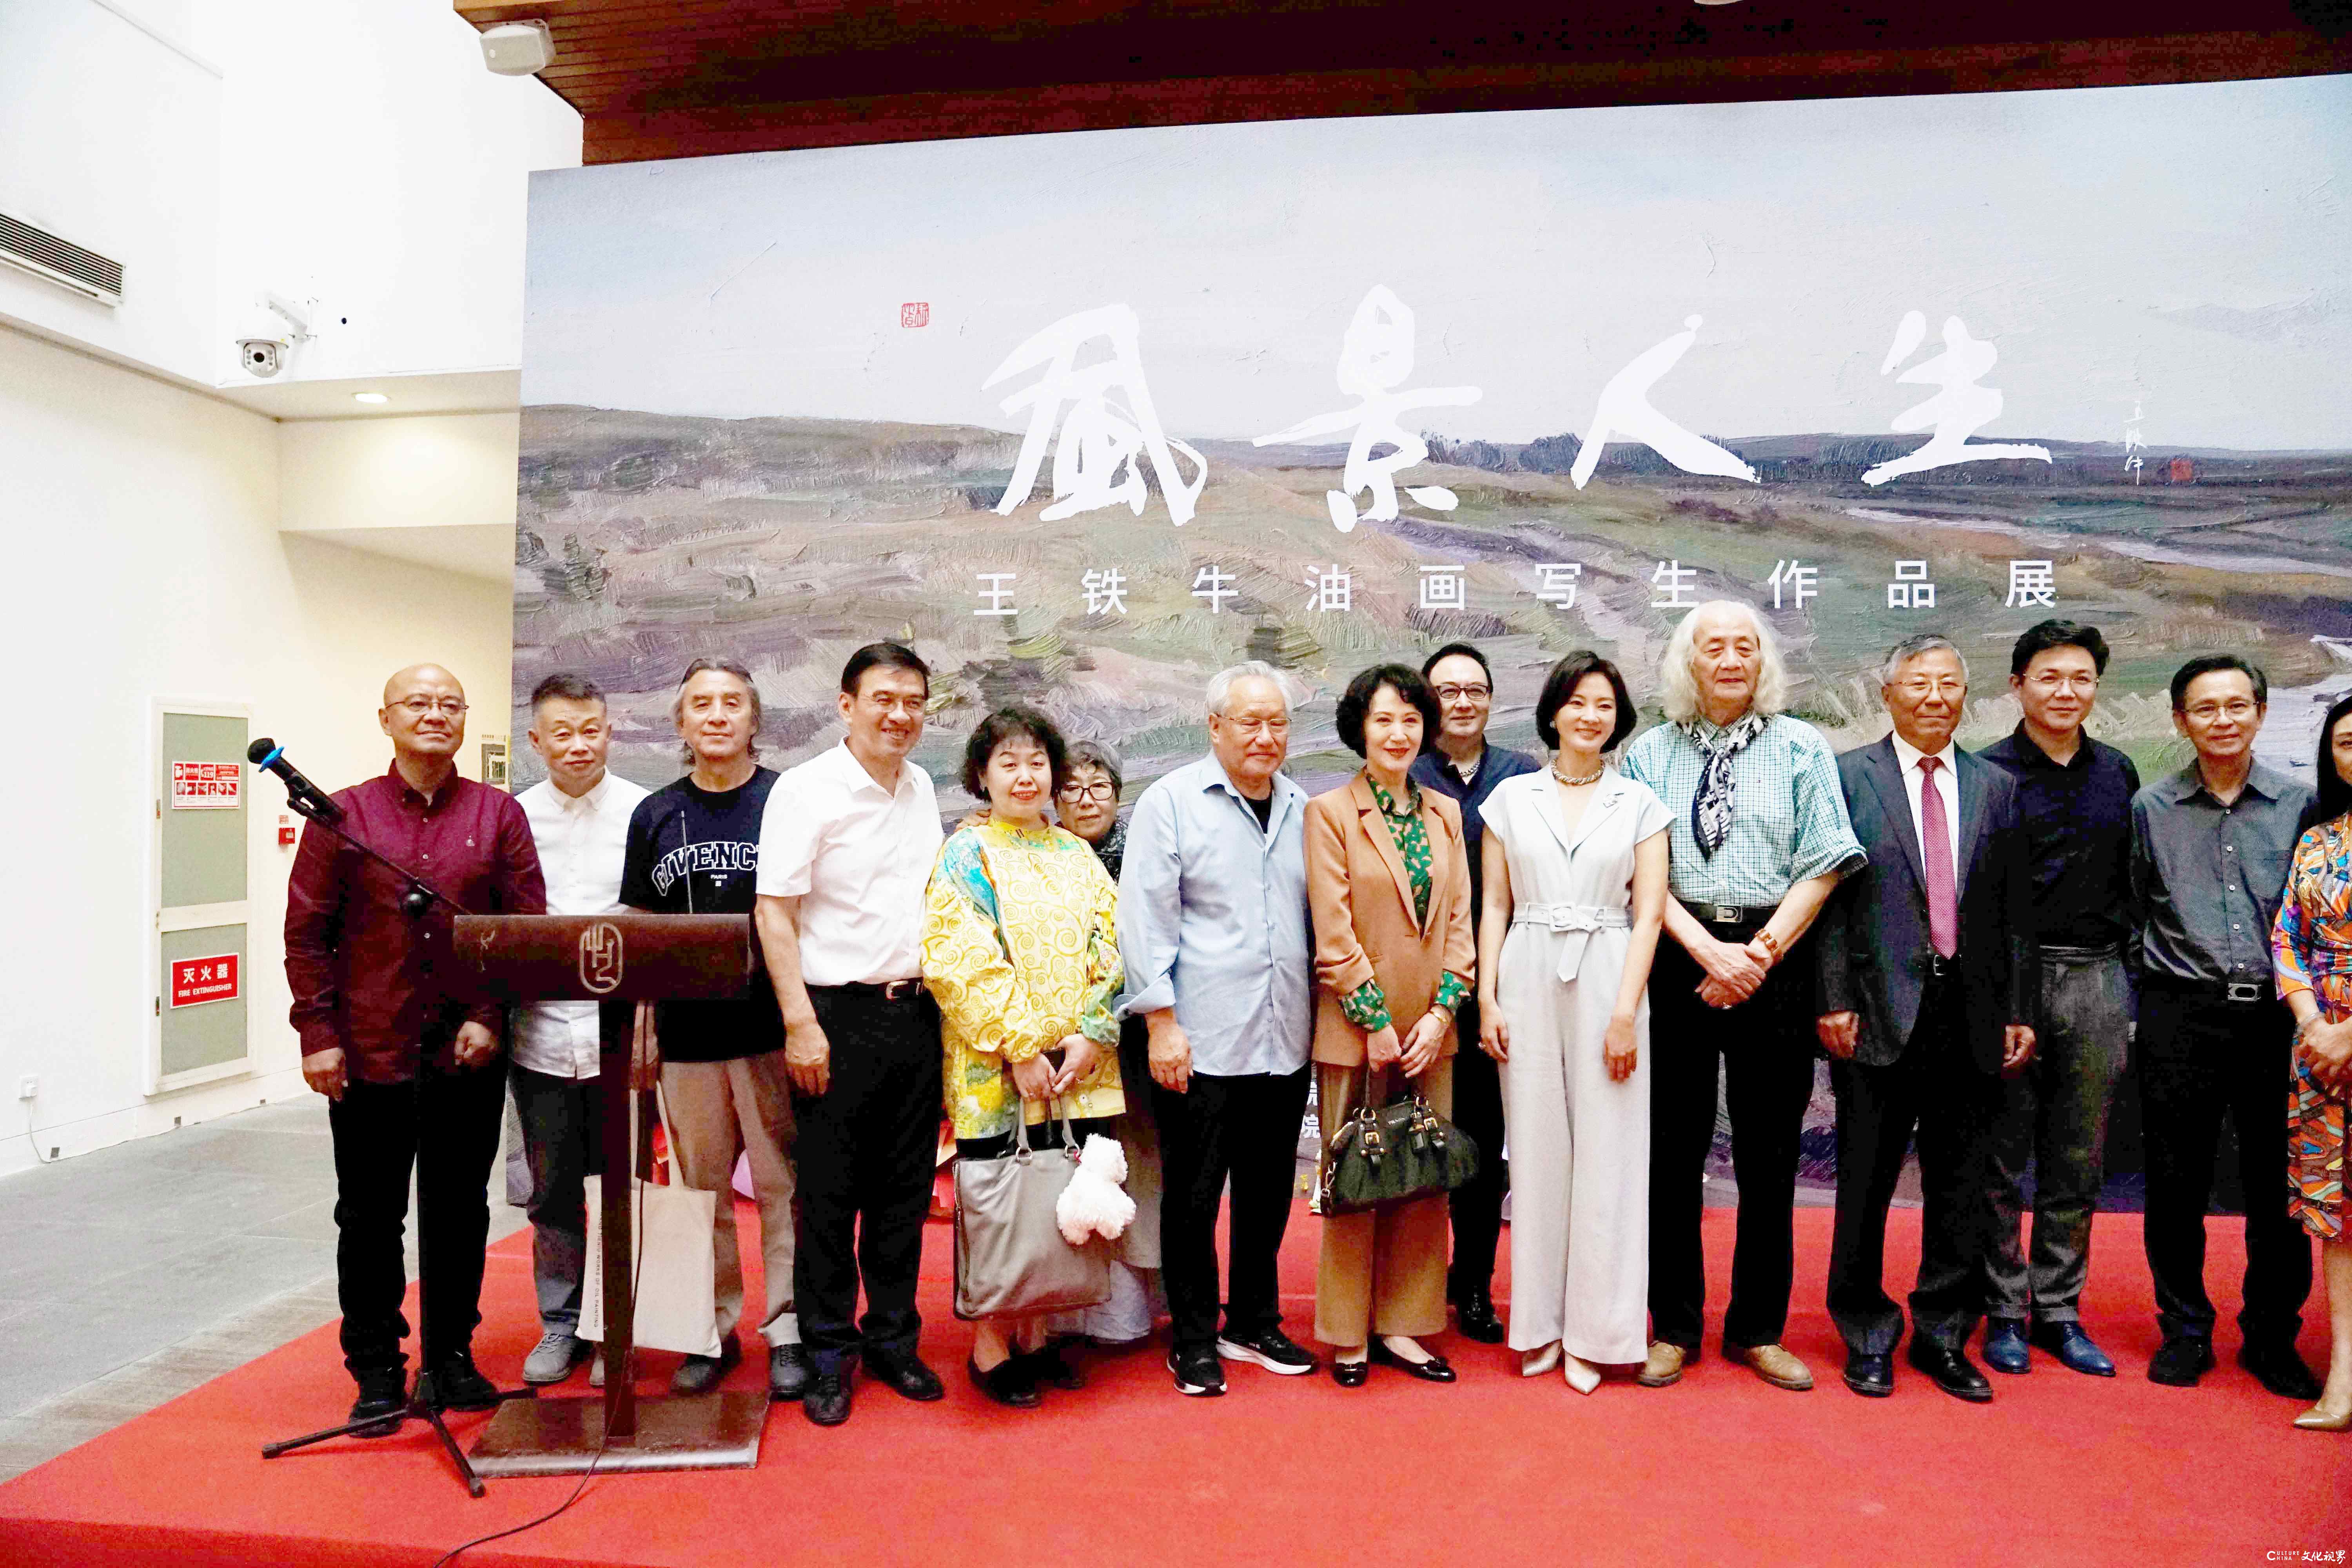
[510,1062,601,1337]
[1984,949,2130,1324]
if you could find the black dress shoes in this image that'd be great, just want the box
[429,1351,504,1411]
[1982,1319,2031,1376]
[1842,1352,1895,1398]
[1368,1341,1457,1383]
[866,1349,947,1402]
[2030,1322,2116,1377]
[348,1370,408,1437]
[1453,1287,1507,1345]
[1907,1338,1993,1403]
[1332,1357,1370,1388]
[670,1337,741,1396]
[2240,1342,2326,1401]
[2148,1336,2215,1387]
[804,1367,853,1426]
[768,1343,811,1402]
[967,1356,1042,1409]
[1015,1345,1085,1392]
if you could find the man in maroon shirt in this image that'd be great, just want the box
[284,663,545,1434]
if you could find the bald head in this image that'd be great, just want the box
[379,664,468,775]
[384,664,463,708]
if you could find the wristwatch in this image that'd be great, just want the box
[1753,929,1784,965]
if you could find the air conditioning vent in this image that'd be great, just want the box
[0,209,123,306]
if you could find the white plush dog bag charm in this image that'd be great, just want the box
[1055,1133,1135,1245]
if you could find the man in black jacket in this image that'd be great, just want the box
[1816,634,2037,1403]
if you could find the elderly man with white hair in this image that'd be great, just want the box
[1119,661,1320,1398]
[1621,601,1865,1394]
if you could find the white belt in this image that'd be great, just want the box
[1510,903,1631,981]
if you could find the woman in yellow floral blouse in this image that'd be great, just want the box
[2274,691,2352,1432]
[922,706,1124,1408]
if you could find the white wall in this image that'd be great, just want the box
[0,0,579,391]
[0,323,514,1176]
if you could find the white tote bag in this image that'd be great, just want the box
[579,1085,722,1359]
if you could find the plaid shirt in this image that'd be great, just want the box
[1621,713,1864,908]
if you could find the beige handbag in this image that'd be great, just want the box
[953,1105,1113,1321]
[580,1084,722,1358]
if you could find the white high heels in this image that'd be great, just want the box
[1520,1343,1562,1378]
[1562,1352,1601,1395]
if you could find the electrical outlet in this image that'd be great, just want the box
[16,1075,35,1100]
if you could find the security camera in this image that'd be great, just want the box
[238,338,285,378]
[480,20,556,76]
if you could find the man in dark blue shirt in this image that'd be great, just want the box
[1975,622,2139,1379]
[1410,642,1540,1343]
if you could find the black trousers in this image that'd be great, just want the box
[327,1061,506,1381]
[1648,927,1818,1351]
[1154,1065,1312,1355]
[794,987,944,1375]
[1824,982,1999,1356]
[1446,993,1509,1298]
[2138,985,2311,1347]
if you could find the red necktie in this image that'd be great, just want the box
[1918,755,1958,958]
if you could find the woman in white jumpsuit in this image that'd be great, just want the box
[1477,652,1671,1391]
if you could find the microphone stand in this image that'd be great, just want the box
[256,782,533,1498]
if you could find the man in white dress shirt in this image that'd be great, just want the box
[756,642,947,1427]
[512,673,648,1385]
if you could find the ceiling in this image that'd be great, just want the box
[217,368,522,422]
[454,1,2352,165]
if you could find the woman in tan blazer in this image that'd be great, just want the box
[1305,663,1477,1386]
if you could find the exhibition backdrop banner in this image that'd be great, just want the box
[516,75,2352,1195]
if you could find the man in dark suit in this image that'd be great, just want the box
[1815,634,2037,1402]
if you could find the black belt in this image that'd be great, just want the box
[1689,903,1776,929]
[1924,953,1961,982]
[2041,942,2122,962]
[814,978,927,1003]
[2145,973,2272,1006]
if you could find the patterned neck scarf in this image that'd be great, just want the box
[1684,712,1770,857]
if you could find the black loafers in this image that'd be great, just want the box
[1842,1352,1895,1398]
[866,1350,947,1402]
[1907,1338,1993,1403]
[1332,1357,1370,1388]
[2241,1342,2326,1401]
[1016,1346,1085,1392]
[1453,1287,1507,1345]
[967,1356,1042,1409]
[1368,1341,1457,1383]
[2148,1336,2215,1387]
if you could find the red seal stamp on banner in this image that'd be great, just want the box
[900,301,929,328]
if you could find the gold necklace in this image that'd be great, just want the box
[1552,761,1605,787]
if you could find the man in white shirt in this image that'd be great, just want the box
[511,673,648,1385]
[756,642,946,1428]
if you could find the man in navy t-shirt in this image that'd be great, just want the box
[621,657,805,1402]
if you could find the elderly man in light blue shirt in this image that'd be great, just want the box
[1120,661,1319,1397]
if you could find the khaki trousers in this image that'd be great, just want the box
[1314,1057,1452,1347]
[661,1050,799,1347]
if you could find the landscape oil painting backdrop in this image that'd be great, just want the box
[517,75,2352,1196]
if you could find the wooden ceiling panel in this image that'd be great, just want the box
[452,1,2352,163]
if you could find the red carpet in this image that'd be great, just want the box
[2,1207,2345,1567]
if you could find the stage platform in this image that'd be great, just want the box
[0,1207,2344,1566]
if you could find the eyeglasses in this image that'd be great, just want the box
[1433,684,1491,703]
[393,697,468,717]
[2024,673,2099,694]
[1056,782,1117,803]
[2184,700,2260,722]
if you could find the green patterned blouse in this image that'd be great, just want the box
[1338,777,1471,1034]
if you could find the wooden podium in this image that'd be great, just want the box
[450,913,771,1476]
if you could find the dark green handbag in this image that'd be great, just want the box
[1319,1065,1480,1215]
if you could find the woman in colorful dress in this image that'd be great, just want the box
[2274,690,2352,1432]
[922,707,1125,1408]
[1304,664,1475,1387]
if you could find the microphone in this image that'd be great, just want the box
[247,738,345,822]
